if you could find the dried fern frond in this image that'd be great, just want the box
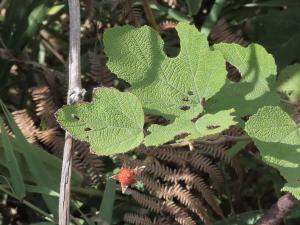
[36,128,64,157]
[37,129,104,185]
[112,0,142,25]
[11,110,38,143]
[145,161,223,218]
[209,18,248,46]
[88,52,118,87]
[126,188,163,213]
[138,173,211,225]
[163,201,196,225]
[158,20,177,31]
[124,213,154,225]
[30,86,58,128]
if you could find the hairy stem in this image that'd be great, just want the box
[58,0,82,225]
[255,193,299,225]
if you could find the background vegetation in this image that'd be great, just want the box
[0,0,300,225]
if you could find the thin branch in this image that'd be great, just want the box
[58,0,82,225]
[142,0,158,30]
[255,193,299,225]
[169,135,251,148]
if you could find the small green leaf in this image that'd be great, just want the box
[56,88,144,156]
[245,106,300,199]
[195,109,237,136]
[209,43,279,117]
[144,108,236,146]
[0,119,26,199]
[144,106,202,146]
[277,63,300,103]
[104,22,227,119]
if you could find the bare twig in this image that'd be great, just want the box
[255,193,299,225]
[58,1,82,225]
[142,0,158,30]
[169,135,251,148]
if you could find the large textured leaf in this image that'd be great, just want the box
[277,64,300,103]
[56,88,144,156]
[251,8,300,70]
[245,106,300,199]
[144,108,236,146]
[104,22,227,119]
[208,43,279,117]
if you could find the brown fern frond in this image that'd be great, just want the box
[158,20,177,31]
[145,161,223,218]
[163,201,196,225]
[112,0,142,25]
[124,213,154,225]
[189,152,224,193]
[74,141,105,185]
[11,110,38,143]
[127,188,163,213]
[30,86,58,128]
[209,18,247,46]
[36,128,64,157]
[138,173,212,225]
[139,147,189,167]
[37,129,104,184]
[88,52,118,87]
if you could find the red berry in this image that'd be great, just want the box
[116,167,136,186]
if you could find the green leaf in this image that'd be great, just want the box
[0,119,26,199]
[56,88,144,156]
[277,64,300,103]
[104,22,227,119]
[99,179,117,224]
[245,106,300,199]
[144,106,202,146]
[144,108,236,146]
[195,109,237,136]
[251,8,300,70]
[208,43,279,117]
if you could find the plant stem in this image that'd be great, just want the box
[142,0,158,30]
[59,0,82,225]
[255,193,299,225]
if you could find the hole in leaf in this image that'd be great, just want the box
[71,114,80,120]
[84,127,92,131]
[180,106,190,111]
[227,63,241,82]
[206,125,220,130]
[174,133,189,141]
[182,97,189,102]
[161,28,180,57]
[187,91,194,96]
